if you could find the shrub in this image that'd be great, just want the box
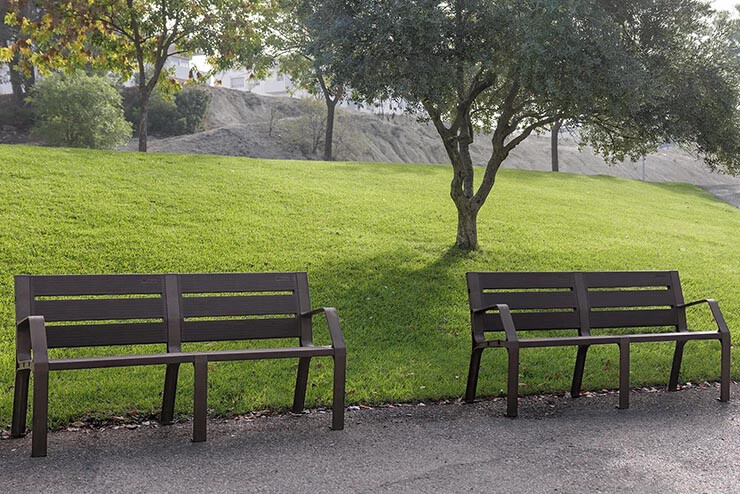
[175,86,212,134]
[147,95,181,136]
[121,86,211,137]
[30,71,131,149]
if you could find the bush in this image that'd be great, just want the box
[30,71,131,149]
[175,86,212,134]
[121,85,211,137]
[147,95,181,136]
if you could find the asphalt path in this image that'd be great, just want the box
[3,383,739,493]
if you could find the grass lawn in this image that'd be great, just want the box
[0,144,738,427]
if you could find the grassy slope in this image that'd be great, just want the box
[0,145,738,426]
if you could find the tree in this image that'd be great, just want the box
[306,0,740,250]
[551,119,562,172]
[3,0,267,152]
[266,0,346,161]
[29,70,132,148]
[0,0,38,103]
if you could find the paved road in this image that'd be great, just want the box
[3,384,739,493]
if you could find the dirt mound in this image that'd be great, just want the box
[135,87,740,205]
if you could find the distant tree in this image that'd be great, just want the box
[307,0,740,250]
[551,119,562,172]
[175,86,212,134]
[266,0,346,161]
[3,0,267,152]
[30,71,131,148]
[0,0,38,103]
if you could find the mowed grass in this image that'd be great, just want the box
[0,144,738,427]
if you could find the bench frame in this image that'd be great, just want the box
[12,272,346,457]
[464,271,731,417]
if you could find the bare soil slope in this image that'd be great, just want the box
[137,87,740,204]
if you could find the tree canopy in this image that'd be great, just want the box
[3,0,268,151]
[305,0,740,249]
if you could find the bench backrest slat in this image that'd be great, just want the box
[45,322,167,348]
[179,272,306,343]
[468,272,580,332]
[17,274,168,349]
[582,271,681,330]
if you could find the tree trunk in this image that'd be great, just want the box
[323,98,337,161]
[138,88,150,152]
[455,202,479,250]
[551,119,562,172]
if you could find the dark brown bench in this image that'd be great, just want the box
[12,272,346,457]
[465,271,731,417]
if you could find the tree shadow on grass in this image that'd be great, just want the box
[308,245,502,405]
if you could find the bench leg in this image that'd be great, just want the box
[506,346,519,418]
[332,350,346,431]
[570,345,590,399]
[465,347,484,403]
[292,357,311,413]
[161,363,180,425]
[192,357,208,443]
[618,341,630,410]
[720,334,731,402]
[668,341,686,392]
[11,368,31,438]
[31,368,49,457]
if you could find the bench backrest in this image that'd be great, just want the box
[15,274,169,348]
[178,272,311,344]
[467,271,687,334]
[581,271,685,332]
[15,272,313,350]
[466,272,581,333]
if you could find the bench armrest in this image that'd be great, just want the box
[471,303,518,342]
[677,299,730,334]
[301,308,346,351]
[16,315,49,367]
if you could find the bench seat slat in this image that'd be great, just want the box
[481,331,721,348]
[47,346,334,370]
[30,274,164,296]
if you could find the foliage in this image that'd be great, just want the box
[4,0,268,151]
[277,99,326,156]
[265,0,347,160]
[28,71,131,148]
[305,0,740,249]
[175,86,212,134]
[122,86,212,137]
[0,94,33,129]
[0,145,738,426]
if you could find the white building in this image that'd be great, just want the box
[212,65,406,115]
[0,65,14,95]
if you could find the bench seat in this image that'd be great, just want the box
[480,330,723,348]
[45,346,336,371]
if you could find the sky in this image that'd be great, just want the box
[713,0,739,13]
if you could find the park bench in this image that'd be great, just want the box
[464,271,731,417]
[11,272,346,457]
